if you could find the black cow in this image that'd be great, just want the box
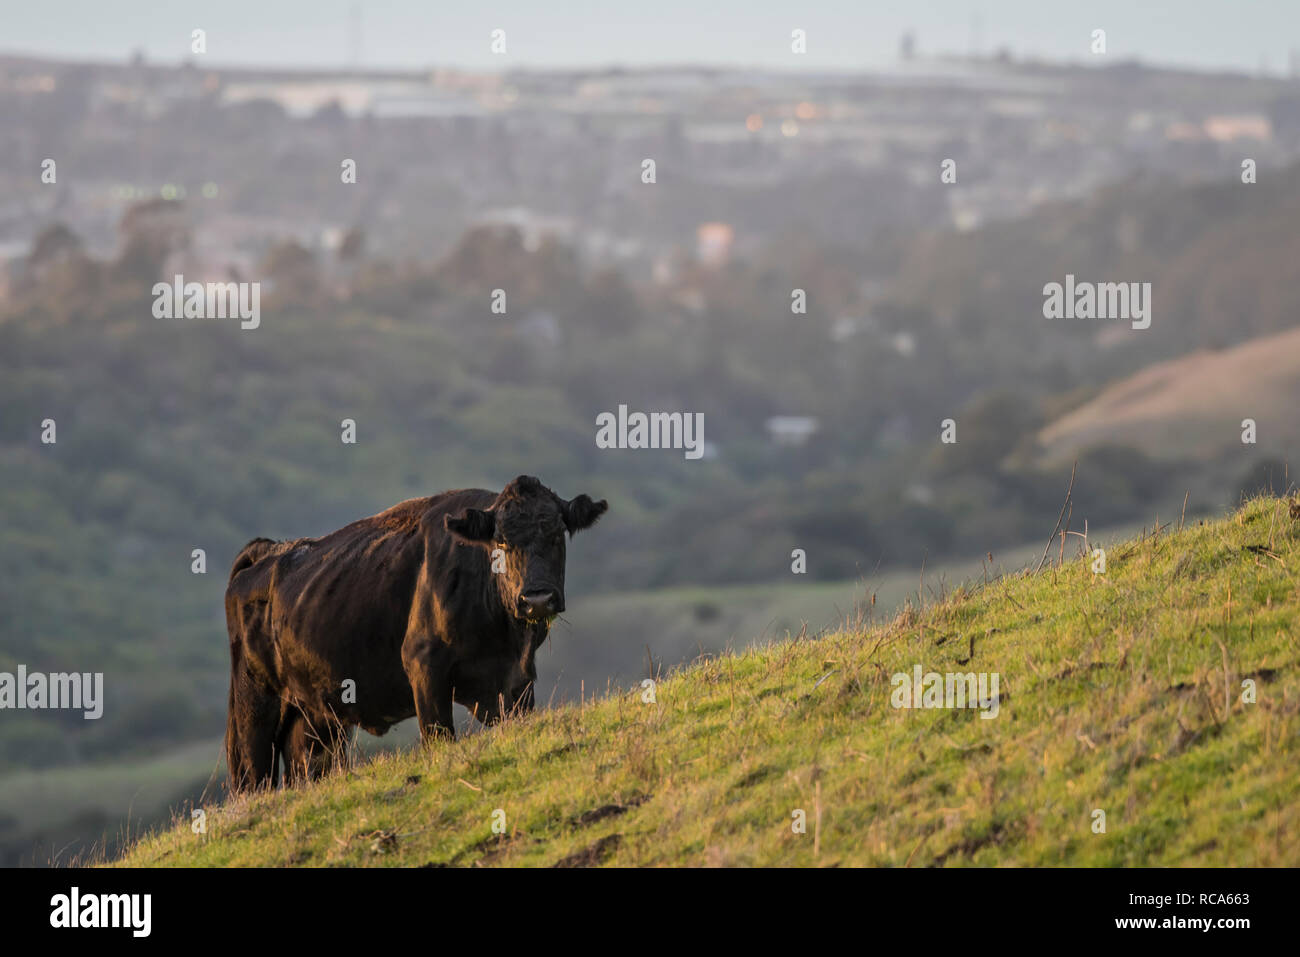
[224,475,607,792]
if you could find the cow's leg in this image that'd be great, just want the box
[278,707,345,785]
[276,706,309,786]
[226,659,280,793]
[402,635,455,742]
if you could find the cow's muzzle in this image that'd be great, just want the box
[517,589,562,620]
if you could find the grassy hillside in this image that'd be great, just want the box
[115,497,1299,867]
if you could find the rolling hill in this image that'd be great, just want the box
[1037,324,1300,465]
[113,496,1299,867]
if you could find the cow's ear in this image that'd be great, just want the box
[445,508,496,544]
[563,494,608,535]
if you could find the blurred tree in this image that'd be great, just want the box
[338,226,366,262]
[930,391,1043,477]
[262,239,321,302]
[111,198,189,285]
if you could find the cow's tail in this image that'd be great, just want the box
[229,537,280,580]
[225,641,246,792]
[226,536,281,793]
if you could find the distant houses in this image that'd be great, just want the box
[765,415,819,446]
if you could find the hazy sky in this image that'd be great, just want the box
[4,0,1298,75]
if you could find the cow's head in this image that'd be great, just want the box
[444,475,607,720]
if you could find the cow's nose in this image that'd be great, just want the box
[519,591,559,618]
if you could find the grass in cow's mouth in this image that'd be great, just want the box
[112,494,1300,867]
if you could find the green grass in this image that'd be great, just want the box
[114,497,1300,867]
